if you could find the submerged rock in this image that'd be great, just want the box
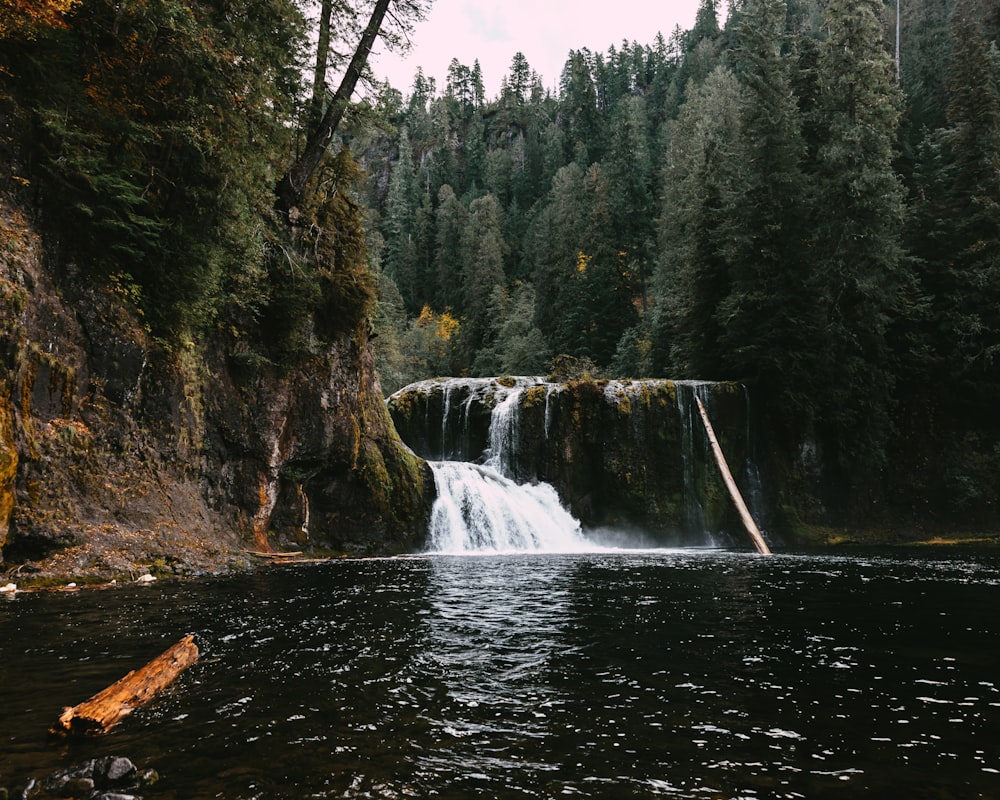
[9,755,153,800]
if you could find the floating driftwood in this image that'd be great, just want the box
[52,635,199,736]
[245,550,304,559]
[694,396,771,555]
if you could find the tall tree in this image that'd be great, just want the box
[716,0,813,417]
[459,193,508,361]
[809,0,906,478]
[503,51,534,105]
[651,67,744,377]
[433,184,468,311]
[382,128,419,309]
[276,0,428,213]
[940,0,1000,402]
[605,94,654,312]
[556,163,637,365]
[559,50,605,165]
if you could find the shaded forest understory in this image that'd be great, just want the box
[0,0,998,579]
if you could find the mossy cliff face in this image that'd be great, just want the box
[388,377,754,543]
[199,333,432,556]
[0,200,431,577]
[0,390,16,549]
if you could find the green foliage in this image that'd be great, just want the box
[651,66,744,378]
[716,0,813,420]
[471,282,551,376]
[808,0,906,476]
[939,0,1000,402]
[360,0,1000,524]
[3,0,307,339]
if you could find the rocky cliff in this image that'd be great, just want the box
[0,200,432,581]
[388,377,761,545]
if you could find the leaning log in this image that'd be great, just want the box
[694,396,771,555]
[52,635,199,736]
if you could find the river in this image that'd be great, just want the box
[2,546,999,798]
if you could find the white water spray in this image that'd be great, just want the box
[427,378,589,554]
[427,461,589,553]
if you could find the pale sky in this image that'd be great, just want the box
[371,0,704,99]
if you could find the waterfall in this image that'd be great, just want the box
[543,383,560,442]
[486,382,525,476]
[390,375,766,551]
[427,377,588,554]
[427,462,588,554]
[675,381,712,536]
[741,384,767,532]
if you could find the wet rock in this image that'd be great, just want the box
[13,755,146,799]
[57,778,94,796]
[0,199,431,575]
[388,377,754,539]
[93,758,136,786]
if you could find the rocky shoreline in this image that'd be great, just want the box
[3,526,998,593]
[1,756,157,800]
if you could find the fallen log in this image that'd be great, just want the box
[52,634,199,736]
[244,550,304,559]
[694,396,771,555]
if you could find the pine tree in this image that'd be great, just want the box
[383,128,420,310]
[651,67,744,376]
[433,184,468,312]
[459,194,508,361]
[716,0,813,416]
[530,162,588,347]
[504,52,533,105]
[605,95,654,312]
[559,50,605,165]
[940,0,1000,405]
[809,0,906,478]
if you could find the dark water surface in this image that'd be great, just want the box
[2,548,1000,798]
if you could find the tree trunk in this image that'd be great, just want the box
[310,0,334,128]
[694,396,771,555]
[276,0,392,213]
[52,635,200,736]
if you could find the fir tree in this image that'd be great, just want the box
[651,67,744,376]
[460,194,508,361]
[810,0,906,479]
[605,95,654,312]
[383,128,420,310]
[940,0,1000,405]
[433,184,468,312]
[717,0,813,417]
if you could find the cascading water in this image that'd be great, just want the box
[427,379,590,554]
[390,375,767,551]
[675,381,712,535]
[427,462,586,553]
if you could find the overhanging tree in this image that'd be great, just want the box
[276,0,428,213]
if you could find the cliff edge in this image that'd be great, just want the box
[0,199,432,582]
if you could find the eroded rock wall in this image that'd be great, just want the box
[388,377,755,543]
[0,201,431,578]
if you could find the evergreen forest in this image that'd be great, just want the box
[366,0,1000,529]
[2,0,999,533]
